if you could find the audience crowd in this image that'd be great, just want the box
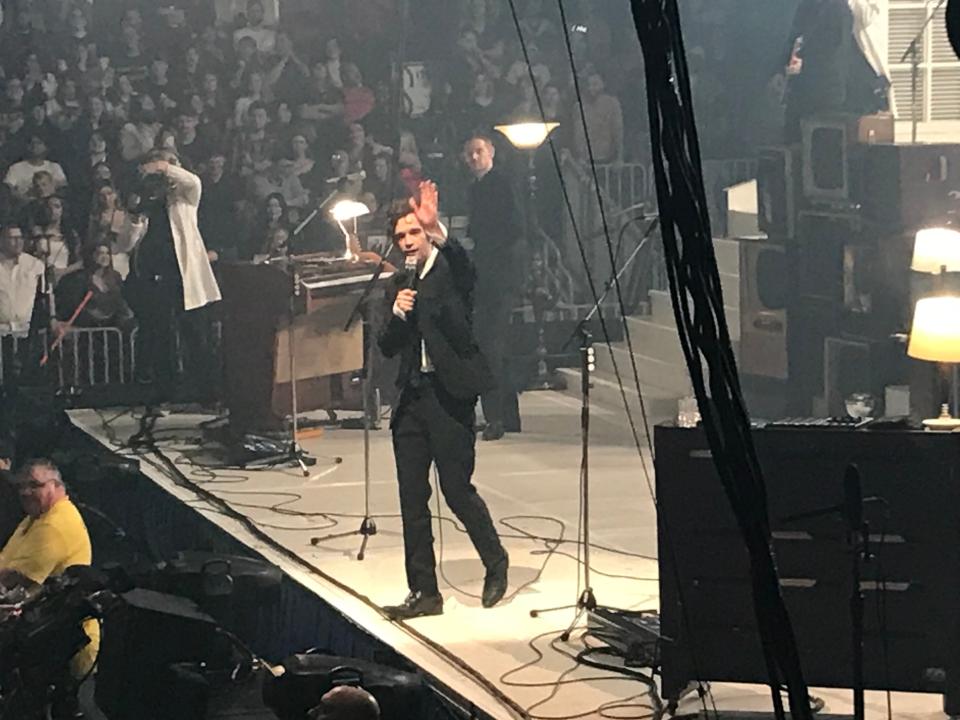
[0,0,657,349]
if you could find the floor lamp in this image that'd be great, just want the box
[494,121,561,390]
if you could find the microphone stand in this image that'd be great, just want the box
[900,0,948,144]
[529,329,599,640]
[530,215,657,634]
[248,253,315,475]
[561,214,659,353]
[849,505,869,720]
[779,468,875,720]
[309,258,389,560]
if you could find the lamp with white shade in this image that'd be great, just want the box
[494,120,561,390]
[911,227,960,275]
[907,294,960,430]
[330,199,370,260]
[493,122,559,151]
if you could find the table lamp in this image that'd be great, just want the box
[912,227,960,275]
[330,200,370,260]
[907,295,960,430]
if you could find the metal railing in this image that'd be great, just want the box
[1,320,224,393]
[560,155,758,303]
[1,327,137,389]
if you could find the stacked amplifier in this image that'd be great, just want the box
[749,114,960,415]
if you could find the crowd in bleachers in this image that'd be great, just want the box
[0,0,657,343]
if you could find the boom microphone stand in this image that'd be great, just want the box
[530,329,598,640]
[532,215,658,636]
[308,258,390,560]
[250,257,313,475]
[901,0,948,143]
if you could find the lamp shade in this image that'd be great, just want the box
[911,227,960,273]
[494,122,559,150]
[330,200,370,222]
[908,296,960,362]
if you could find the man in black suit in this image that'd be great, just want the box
[463,134,524,441]
[378,181,509,620]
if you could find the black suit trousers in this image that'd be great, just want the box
[475,287,520,431]
[391,378,506,595]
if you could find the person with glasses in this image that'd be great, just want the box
[0,458,99,699]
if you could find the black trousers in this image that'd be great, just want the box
[391,378,506,595]
[475,288,520,431]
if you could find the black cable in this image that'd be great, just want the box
[555,0,657,467]
[125,444,531,719]
[504,0,657,477]
[628,0,812,717]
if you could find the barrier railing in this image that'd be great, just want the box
[560,155,758,302]
[1,320,223,393]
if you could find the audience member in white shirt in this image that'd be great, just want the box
[3,136,68,201]
[0,226,45,336]
[232,0,276,53]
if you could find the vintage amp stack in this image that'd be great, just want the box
[750,115,960,415]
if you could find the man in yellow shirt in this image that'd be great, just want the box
[0,458,99,681]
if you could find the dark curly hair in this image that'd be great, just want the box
[385,197,414,239]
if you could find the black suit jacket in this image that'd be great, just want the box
[467,167,525,297]
[378,239,494,401]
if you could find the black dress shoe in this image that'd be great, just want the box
[482,555,509,608]
[482,421,505,441]
[383,591,443,620]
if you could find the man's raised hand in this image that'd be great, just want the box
[410,180,440,235]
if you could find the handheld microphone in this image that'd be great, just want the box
[402,255,419,291]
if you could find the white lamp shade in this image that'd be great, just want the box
[911,227,960,273]
[494,122,559,150]
[330,200,371,222]
[908,296,960,362]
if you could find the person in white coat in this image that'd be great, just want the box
[127,150,221,395]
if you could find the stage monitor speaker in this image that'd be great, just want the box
[757,146,797,238]
[263,653,426,720]
[95,589,227,720]
[801,115,858,203]
[739,239,788,380]
[796,210,863,302]
[860,143,960,231]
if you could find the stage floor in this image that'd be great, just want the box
[68,391,949,720]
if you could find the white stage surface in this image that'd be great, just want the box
[67,393,949,719]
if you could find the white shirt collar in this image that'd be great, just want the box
[419,245,439,280]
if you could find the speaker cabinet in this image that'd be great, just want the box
[740,240,788,380]
[801,115,861,203]
[757,146,797,238]
[96,589,225,720]
[860,143,960,231]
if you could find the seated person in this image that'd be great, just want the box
[0,225,45,336]
[0,459,99,681]
[55,242,135,329]
[253,225,289,262]
[4,135,68,201]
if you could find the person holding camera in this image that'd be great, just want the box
[125,149,220,396]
